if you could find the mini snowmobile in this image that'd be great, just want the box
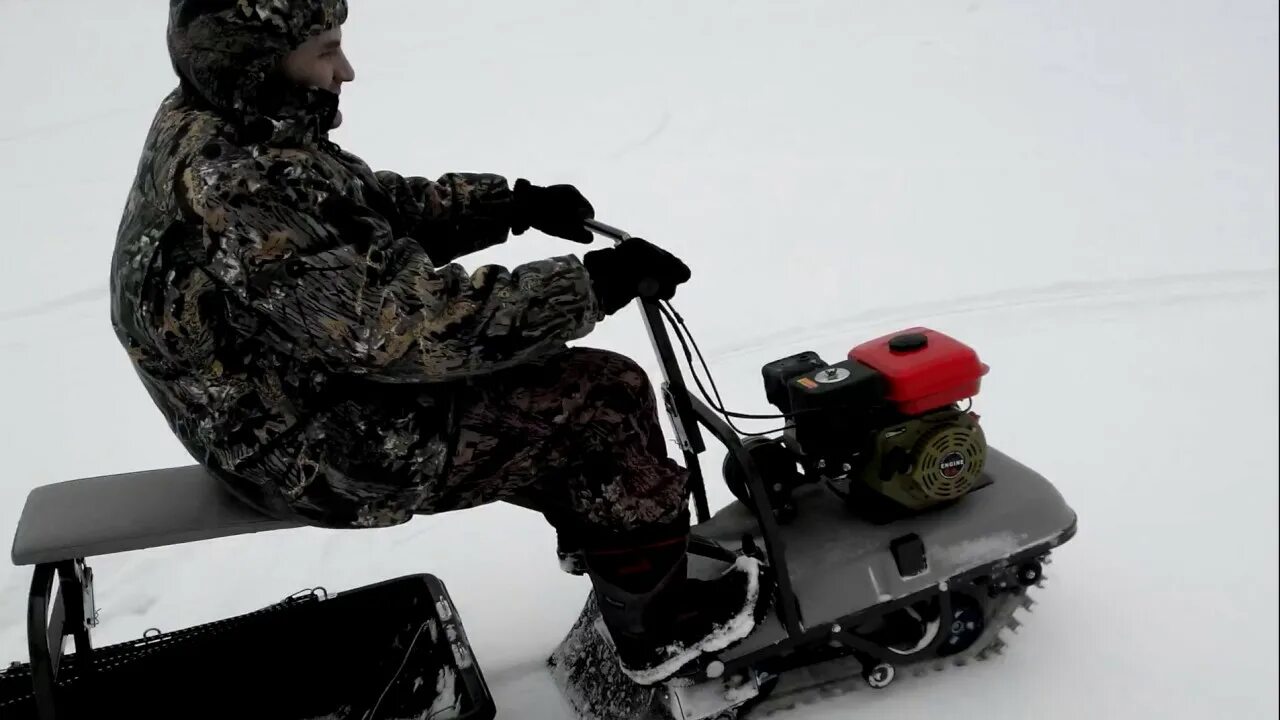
[547,220,1079,720]
[0,220,1075,720]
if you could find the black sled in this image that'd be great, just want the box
[546,220,1079,720]
[1,472,497,719]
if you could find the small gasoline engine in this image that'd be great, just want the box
[725,328,991,524]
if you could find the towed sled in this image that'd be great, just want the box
[0,466,497,720]
[1,220,1076,720]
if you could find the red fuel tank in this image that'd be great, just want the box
[849,328,989,415]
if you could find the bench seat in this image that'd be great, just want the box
[11,465,302,566]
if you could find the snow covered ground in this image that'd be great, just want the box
[1,1,1276,718]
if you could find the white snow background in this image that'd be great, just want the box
[1,1,1277,718]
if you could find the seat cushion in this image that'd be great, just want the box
[10,465,302,566]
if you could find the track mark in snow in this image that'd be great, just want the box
[0,286,104,323]
[0,105,142,144]
[608,110,672,160]
[708,269,1279,361]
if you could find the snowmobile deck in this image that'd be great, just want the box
[688,446,1076,663]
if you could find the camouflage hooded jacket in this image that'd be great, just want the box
[110,0,603,528]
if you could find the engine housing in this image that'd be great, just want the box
[760,328,990,517]
[866,407,987,511]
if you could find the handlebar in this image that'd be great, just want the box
[583,218,632,245]
[580,219,716,527]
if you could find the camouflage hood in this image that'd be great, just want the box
[167,0,348,140]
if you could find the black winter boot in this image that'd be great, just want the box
[582,524,773,686]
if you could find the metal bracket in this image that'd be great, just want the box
[75,561,98,631]
[661,383,695,453]
[59,560,95,650]
[666,670,764,720]
[27,558,97,720]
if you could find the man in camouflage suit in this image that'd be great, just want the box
[111,0,769,684]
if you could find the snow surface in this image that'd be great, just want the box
[1,1,1277,718]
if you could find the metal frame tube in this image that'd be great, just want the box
[582,219,803,635]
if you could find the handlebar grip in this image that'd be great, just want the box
[637,277,662,299]
[583,220,664,300]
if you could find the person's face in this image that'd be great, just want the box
[281,27,355,128]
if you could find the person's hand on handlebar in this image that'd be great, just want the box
[510,178,595,244]
[582,238,691,316]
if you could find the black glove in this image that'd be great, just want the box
[511,178,595,244]
[581,238,691,316]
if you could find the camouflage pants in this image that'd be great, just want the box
[421,348,691,538]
